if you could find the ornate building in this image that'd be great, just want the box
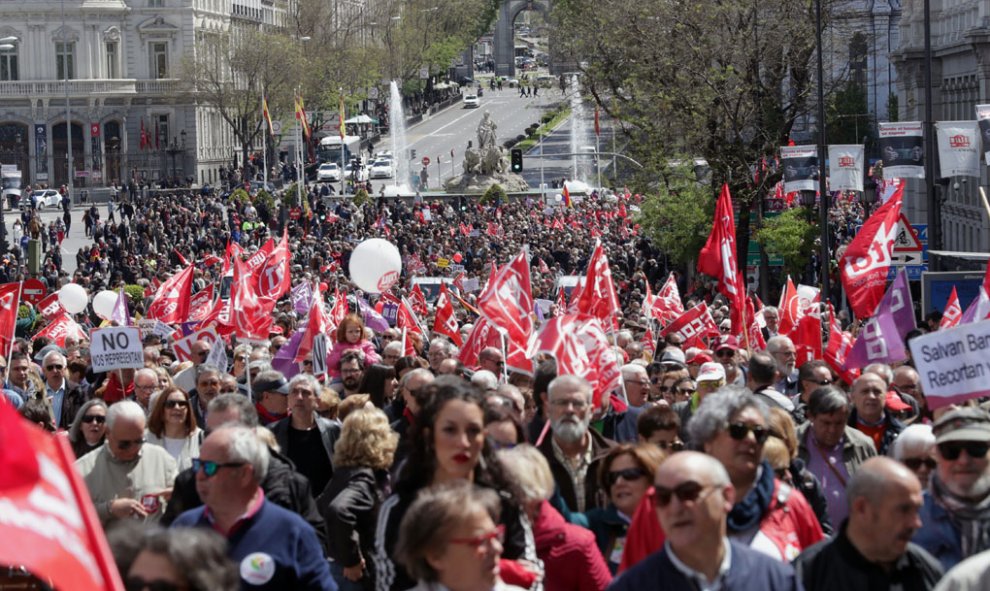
[0,0,290,191]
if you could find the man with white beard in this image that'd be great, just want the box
[768,335,800,396]
[913,408,990,572]
[537,374,614,513]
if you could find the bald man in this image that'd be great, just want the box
[794,457,943,590]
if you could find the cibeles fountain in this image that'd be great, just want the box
[444,111,529,193]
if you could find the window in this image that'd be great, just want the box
[150,42,168,79]
[157,114,170,148]
[149,0,164,7]
[56,41,75,80]
[105,42,118,78]
[848,33,868,88]
[0,47,17,81]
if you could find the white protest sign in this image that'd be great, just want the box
[90,327,144,371]
[207,336,228,372]
[909,318,990,408]
[172,327,221,363]
[138,319,174,340]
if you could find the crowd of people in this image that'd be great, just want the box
[2,178,990,591]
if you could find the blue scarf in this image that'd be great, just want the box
[726,460,776,533]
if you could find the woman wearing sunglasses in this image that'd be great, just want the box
[687,386,824,561]
[890,424,936,489]
[146,387,203,471]
[67,399,109,458]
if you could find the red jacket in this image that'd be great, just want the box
[533,501,612,591]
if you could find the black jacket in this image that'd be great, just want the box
[794,521,943,591]
[317,466,389,590]
[271,415,341,469]
[161,447,328,551]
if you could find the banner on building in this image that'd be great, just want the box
[34,124,48,180]
[780,145,818,193]
[828,144,864,192]
[878,122,925,179]
[936,121,980,178]
[90,123,102,174]
[975,105,990,165]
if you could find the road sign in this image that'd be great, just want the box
[22,278,46,305]
[422,156,431,167]
[892,215,927,269]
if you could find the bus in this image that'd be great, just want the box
[317,135,362,167]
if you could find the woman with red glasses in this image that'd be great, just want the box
[395,481,527,591]
[146,386,203,471]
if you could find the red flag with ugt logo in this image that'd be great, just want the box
[575,241,620,329]
[146,265,194,324]
[528,314,621,409]
[478,249,534,351]
[186,284,215,323]
[458,317,502,367]
[697,184,740,300]
[296,284,328,363]
[432,284,462,346]
[941,287,962,329]
[257,232,291,302]
[410,284,429,318]
[0,283,21,359]
[660,302,719,349]
[230,257,274,340]
[840,184,903,318]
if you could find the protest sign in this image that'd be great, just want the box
[90,327,144,371]
[910,318,990,408]
[172,327,221,363]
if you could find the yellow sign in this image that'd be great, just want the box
[437,258,450,268]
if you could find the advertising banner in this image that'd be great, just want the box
[879,122,925,179]
[780,145,818,193]
[828,144,864,192]
[935,121,980,178]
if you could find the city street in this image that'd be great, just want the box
[2,204,94,276]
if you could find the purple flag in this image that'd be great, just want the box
[960,288,990,324]
[845,270,914,369]
[357,297,390,333]
[291,282,313,316]
[111,289,131,326]
[272,330,303,379]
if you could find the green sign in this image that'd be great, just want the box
[747,242,784,267]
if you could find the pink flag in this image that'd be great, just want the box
[110,288,130,326]
[844,270,914,369]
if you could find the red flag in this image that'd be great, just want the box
[660,302,719,349]
[327,290,349,336]
[296,284,328,363]
[396,296,424,335]
[36,292,63,321]
[172,248,189,266]
[145,265,194,324]
[940,287,962,329]
[486,222,501,237]
[650,273,685,325]
[257,232,291,302]
[777,277,803,336]
[575,241,620,329]
[840,183,904,318]
[556,286,567,315]
[243,238,276,275]
[562,185,573,208]
[528,314,621,409]
[0,403,125,591]
[33,311,88,347]
[201,254,222,267]
[641,327,656,352]
[824,304,860,385]
[139,118,147,150]
[746,294,767,351]
[458,317,502,367]
[0,282,20,359]
[697,184,740,299]
[459,222,472,236]
[186,285,215,323]
[410,284,429,318]
[538,258,551,275]
[478,249,534,353]
[433,284,462,346]
[793,305,823,367]
[230,257,273,340]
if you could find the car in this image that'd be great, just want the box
[317,163,341,182]
[24,189,62,209]
[463,94,480,108]
[369,159,394,179]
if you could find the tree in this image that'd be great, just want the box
[826,82,874,146]
[636,164,714,272]
[553,0,834,273]
[754,207,818,279]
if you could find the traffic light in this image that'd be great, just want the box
[511,148,523,173]
[410,149,417,160]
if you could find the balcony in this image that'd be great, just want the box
[0,79,181,98]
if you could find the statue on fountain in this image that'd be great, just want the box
[446,111,528,192]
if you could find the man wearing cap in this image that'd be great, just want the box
[713,336,745,386]
[673,362,725,445]
[913,407,990,571]
[848,372,905,456]
[253,370,291,426]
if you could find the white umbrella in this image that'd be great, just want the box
[344,114,377,124]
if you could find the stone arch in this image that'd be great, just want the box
[494,0,551,78]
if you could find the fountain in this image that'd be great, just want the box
[386,80,414,195]
[569,74,591,189]
[443,111,529,193]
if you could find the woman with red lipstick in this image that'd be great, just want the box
[374,377,537,591]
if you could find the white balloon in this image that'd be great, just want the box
[93,290,118,320]
[349,239,402,293]
[58,283,88,315]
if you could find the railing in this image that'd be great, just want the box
[0,79,181,98]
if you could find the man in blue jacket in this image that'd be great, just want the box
[172,424,335,590]
[609,451,801,591]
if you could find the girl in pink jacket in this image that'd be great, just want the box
[326,314,382,378]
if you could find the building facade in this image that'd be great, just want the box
[892,0,989,253]
[0,0,289,191]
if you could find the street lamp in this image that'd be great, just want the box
[814,0,831,305]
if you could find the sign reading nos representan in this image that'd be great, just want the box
[90,327,144,371]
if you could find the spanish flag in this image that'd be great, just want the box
[338,93,346,140]
[295,96,310,139]
[563,184,573,208]
[262,96,274,137]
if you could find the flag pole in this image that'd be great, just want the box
[261,96,268,191]
[499,331,508,384]
[6,281,22,359]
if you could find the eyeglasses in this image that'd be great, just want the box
[165,399,188,409]
[938,442,989,461]
[804,378,832,385]
[235,356,248,362]
[727,422,770,444]
[903,457,937,471]
[675,388,694,396]
[81,414,106,424]
[715,350,734,358]
[124,576,182,591]
[116,437,146,451]
[449,524,505,550]
[607,467,647,487]
[654,480,717,507]
[655,440,685,452]
[719,326,731,333]
[46,364,64,371]
[191,458,246,478]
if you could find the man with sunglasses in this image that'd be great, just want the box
[610,451,801,591]
[40,350,81,428]
[75,400,177,526]
[171,425,334,590]
[615,364,651,443]
[714,336,745,387]
[913,408,990,571]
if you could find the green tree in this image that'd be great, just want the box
[636,164,714,271]
[826,82,874,146]
[754,207,818,279]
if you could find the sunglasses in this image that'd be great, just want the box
[191,458,246,477]
[654,480,717,507]
[449,524,505,550]
[727,422,770,444]
[165,399,188,409]
[655,440,685,452]
[124,577,181,591]
[675,388,694,395]
[116,437,146,450]
[903,457,937,471]
[607,467,648,487]
[46,364,64,371]
[938,442,989,461]
[82,414,106,424]
[715,350,734,358]
[804,378,832,386]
